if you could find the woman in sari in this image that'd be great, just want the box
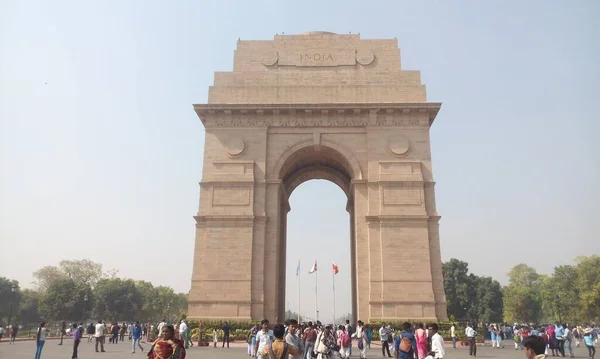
[147,324,186,359]
[414,323,428,359]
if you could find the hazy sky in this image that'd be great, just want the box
[1,1,598,322]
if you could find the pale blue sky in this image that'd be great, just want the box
[1,1,598,322]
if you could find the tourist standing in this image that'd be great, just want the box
[415,323,428,359]
[0,324,4,342]
[222,321,232,348]
[147,324,185,359]
[255,319,274,359]
[285,319,304,359]
[314,325,335,359]
[465,322,477,357]
[260,324,301,359]
[563,324,574,358]
[132,321,144,353]
[72,323,81,359]
[337,326,351,359]
[303,322,317,359]
[379,323,392,358]
[87,322,95,342]
[394,322,417,359]
[35,322,47,359]
[94,320,106,353]
[10,324,18,344]
[353,320,367,359]
[344,320,354,356]
[584,328,596,359]
[450,324,456,349]
[57,321,66,345]
[178,319,188,349]
[248,324,259,356]
[429,324,445,359]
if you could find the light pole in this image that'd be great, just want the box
[7,283,18,328]
[166,304,171,322]
[81,294,88,322]
[555,294,562,323]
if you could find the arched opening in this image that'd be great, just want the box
[285,180,352,324]
[277,145,357,323]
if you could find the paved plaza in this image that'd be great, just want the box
[0,339,595,359]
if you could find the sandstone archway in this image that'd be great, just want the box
[188,33,447,322]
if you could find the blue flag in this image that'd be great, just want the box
[296,260,300,276]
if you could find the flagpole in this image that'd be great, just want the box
[298,263,301,322]
[333,271,336,326]
[315,269,318,322]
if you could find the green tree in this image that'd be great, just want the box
[473,276,504,323]
[33,266,66,292]
[33,259,105,292]
[503,264,542,323]
[154,286,187,322]
[0,277,22,325]
[442,259,470,320]
[93,278,142,320]
[540,266,581,322]
[38,277,91,321]
[135,280,160,321]
[17,289,41,325]
[574,255,600,320]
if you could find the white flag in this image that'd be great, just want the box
[309,260,318,274]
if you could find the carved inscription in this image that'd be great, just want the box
[299,53,334,62]
[278,49,356,67]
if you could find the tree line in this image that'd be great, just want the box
[2,256,598,326]
[442,255,600,324]
[0,259,187,326]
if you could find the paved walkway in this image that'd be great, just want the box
[0,338,595,358]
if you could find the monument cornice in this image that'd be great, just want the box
[194,103,441,128]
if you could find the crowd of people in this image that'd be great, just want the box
[223,319,446,359]
[4,317,598,359]
[509,323,598,359]
[21,318,192,359]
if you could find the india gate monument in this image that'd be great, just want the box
[188,32,447,322]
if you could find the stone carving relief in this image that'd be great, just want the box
[355,49,375,65]
[201,109,432,128]
[388,136,410,156]
[224,136,247,158]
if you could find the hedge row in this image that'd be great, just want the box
[188,320,484,342]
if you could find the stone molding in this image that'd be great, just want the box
[194,103,441,128]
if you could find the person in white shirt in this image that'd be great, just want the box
[429,324,445,359]
[35,322,48,359]
[450,324,456,349]
[352,321,367,359]
[465,323,477,357]
[254,319,274,359]
[94,320,106,353]
[379,323,392,358]
[179,320,188,348]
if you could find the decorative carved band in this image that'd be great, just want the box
[194,103,441,128]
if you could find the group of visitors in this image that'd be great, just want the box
[511,323,597,359]
[233,319,446,359]
[522,332,598,359]
[28,318,191,359]
[0,323,19,343]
